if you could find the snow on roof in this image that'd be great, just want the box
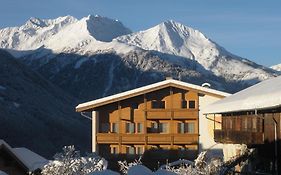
[76,79,230,112]
[13,148,49,171]
[203,76,281,114]
[0,140,48,172]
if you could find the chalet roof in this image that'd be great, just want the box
[76,79,230,112]
[203,76,281,114]
[0,140,48,172]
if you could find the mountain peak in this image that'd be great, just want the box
[116,20,214,60]
[271,63,281,71]
[162,20,181,26]
[83,14,132,42]
[26,17,47,28]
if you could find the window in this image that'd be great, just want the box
[152,100,165,109]
[101,123,109,133]
[126,123,135,133]
[111,146,118,155]
[186,122,195,133]
[159,122,169,133]
[126,146,135,155]
[136,123,143,133]
[189,100,196,109]
[178,123,185,133]
[136,146,144,155]
[178,122,195,133]
[182,100,187,108]
[150,122,158,133]
[111,123,118,133]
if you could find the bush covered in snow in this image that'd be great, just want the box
[118,157,142,174]
[118,147,252,175]
[40,145,252,175]
[41,146,107,175]
[164,151,224,175]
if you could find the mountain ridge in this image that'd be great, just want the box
[0,15,278,95]
[271,63,281,71]
[0,49,90,158]
[0,16,279,157]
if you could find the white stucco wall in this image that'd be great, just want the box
[199,94,224,156]
[223,144,247,161]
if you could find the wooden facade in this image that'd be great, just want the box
[214,111,281,145]
[95,87,200,160]
[76,79,229,169]
[213,109,281,173]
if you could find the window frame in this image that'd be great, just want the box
[159,122,169,133]
[189,100,196,109]
[111,122,118,133]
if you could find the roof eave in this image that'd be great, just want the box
[76,80,230,112]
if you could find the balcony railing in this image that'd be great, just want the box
[146,109,198,120]
[97,133,198,144]
[214,129,264,145]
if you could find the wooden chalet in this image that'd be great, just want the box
[204,76,281,173]
[76,79,229,167]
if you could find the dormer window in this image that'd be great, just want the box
[152,100,165,109]
[182,100,187,108]
[189,100,196,109]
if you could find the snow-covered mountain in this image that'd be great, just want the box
[271,63,281,71]
[0,15,132,55]
[115,20,275,83]
[0,16,278,157]
[0,15,278,99]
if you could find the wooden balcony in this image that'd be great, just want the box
[146,110,172,119]
[146,109,198,120]
[97,133,198,144]
[173,110,198,119]
[96,133,119,143]
[214,129,264,145]
[174,134,198,144]
[121,134,145,144]
[147,134,172,144]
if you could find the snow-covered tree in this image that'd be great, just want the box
[41,146,107,175]
[118,157,142,174]
[119,146,253,175]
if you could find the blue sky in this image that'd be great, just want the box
[0,0,280,66]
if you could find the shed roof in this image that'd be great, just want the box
[76,79,230,112]
[0,140,48,172]
[203,76,281,114]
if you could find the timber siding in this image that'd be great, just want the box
[76,79,229,164]
[214,112,281,145]
[95,87,199,159]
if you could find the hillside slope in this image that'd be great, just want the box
[0,50,90,158]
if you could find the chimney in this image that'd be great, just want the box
[166,77,173,80]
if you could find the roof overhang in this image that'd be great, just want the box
[203,76,281,115]
[76,79,230,112]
